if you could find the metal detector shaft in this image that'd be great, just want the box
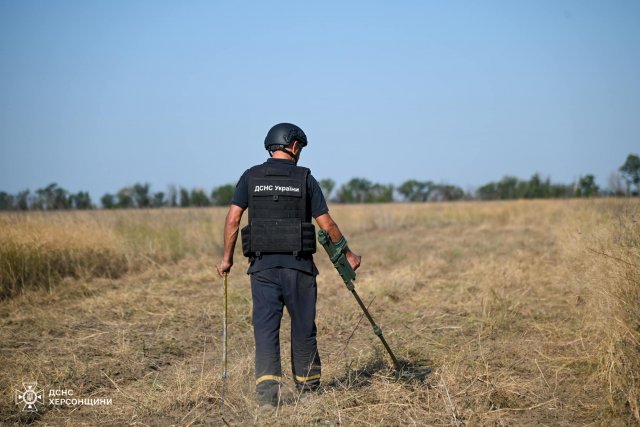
[318,230,401,371]
[344,278,401,371]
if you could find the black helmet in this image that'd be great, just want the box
[264,123,308,152]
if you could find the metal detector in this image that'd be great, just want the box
[318,230,431,381]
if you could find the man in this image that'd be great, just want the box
[216,123,361,407]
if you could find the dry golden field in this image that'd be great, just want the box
[1,199,639,426]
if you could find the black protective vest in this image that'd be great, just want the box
[241,164,316,257]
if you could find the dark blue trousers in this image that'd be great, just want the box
[251,268,321,404]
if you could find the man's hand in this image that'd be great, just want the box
[216,259,233,277]
[346,250,361,271]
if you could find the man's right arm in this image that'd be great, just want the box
[216,204,245,277]
[215,170,249,277]
[315,213,361,271]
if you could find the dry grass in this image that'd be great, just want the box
[571,202,640,425]
[0,200,638,425]
[0,209,224,298]
[0,214,127,298]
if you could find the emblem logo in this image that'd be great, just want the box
[15,381,44,412]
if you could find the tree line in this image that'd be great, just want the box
[98,183,236,209]
[0,183,237,211]
[1,154,638,211]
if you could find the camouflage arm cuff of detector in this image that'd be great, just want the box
[331,236,348,263]
[318,230,356,285]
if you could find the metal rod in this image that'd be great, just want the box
[317,230,404,373]
[345,280,401,371]
[220,272,228,411]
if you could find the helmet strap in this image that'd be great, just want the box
[279,147,299,163]
[268,142,300,164]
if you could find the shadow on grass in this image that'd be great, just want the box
[325,358,433,391]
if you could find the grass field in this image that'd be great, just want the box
[1,199,639,426]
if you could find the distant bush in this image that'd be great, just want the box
[476,174,575,200]
[335,178,394,203]
[211,184,235,206]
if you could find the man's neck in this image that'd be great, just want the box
[272,151,297,162]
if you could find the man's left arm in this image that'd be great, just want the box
[308,173,361,271]
[216,204,245,276]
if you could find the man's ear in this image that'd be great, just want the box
[292,140,301,154]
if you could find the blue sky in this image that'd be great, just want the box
[1,1,638,199]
